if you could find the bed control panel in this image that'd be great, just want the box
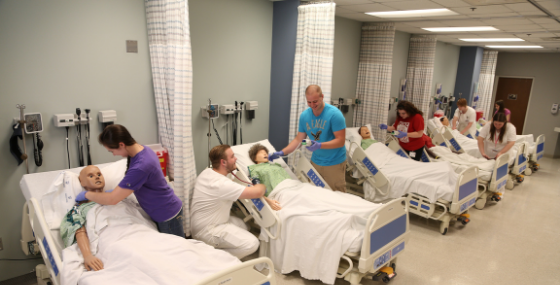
[306,169,326,188]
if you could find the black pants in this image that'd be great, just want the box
[405,146,425,161]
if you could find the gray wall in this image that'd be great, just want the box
[190,0,273,173]
[0,0,156,280]
[332,16,362,127]
[388,30,411,125]
[432,41,460,118]
[494,53,560,157]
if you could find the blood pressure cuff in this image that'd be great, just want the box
[10,124,24,165]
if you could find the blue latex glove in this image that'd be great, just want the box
[268,151,284,161]
[75,191,88,202]
[379,124,388,130]
[306,140,322,152]
[105,189,113,193]
[395,131,407,139]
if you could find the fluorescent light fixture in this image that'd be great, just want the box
[460,38,524,42]
[366,8,458,18]
[422,26,499,32]
[486,45,543,48]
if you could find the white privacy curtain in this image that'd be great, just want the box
[145,0,196,236]
[406,35,437,127]
[477,50,499,119]
[353,23,395,143]
[287,2,336,167]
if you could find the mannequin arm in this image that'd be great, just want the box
[264,197,282,210]
[76,226,104,271]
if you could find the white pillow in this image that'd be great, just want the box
[101,159,128,191]
[41,171,83,229]
[230,139,297,180]
[346,124,373,147]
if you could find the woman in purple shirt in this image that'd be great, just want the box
[75,124,184,238]
[493,100,511,122]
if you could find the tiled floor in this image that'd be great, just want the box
[265,157,560,284]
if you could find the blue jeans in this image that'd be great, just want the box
[156,207,185,238]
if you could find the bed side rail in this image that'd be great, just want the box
[293,150,332,190]
[443,128,465,154]
[231,166,281,240]
[449,166,478,214]
[350,142,391,198]
[194,257,276,285]
[489,153,510,192]
[28,198,62,285]
[358,198,410,273]
[432,133,448,148]
[533,134,545,162]
[386,137,410,159]
[511,142,529,175]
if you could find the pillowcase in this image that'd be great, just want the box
[346,124,373,148]
[41,171,83,229]
[101,159,127,191]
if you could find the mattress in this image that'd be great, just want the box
[430,146,494,182]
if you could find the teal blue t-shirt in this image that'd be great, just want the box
[298,104,346,166]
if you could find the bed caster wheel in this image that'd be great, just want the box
[474,198,486,210]
[491,194,501,202]
[457,213,470,225]
[516,175,524,183]
[373,267,396,283]
[440,227,448,235]
[525,168,532,176]
[506,179,514,189]
[532,164,539,171]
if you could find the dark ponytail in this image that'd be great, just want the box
[98,124,137,174]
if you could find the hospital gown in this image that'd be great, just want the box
[248,162,290,196]
[361,138,378,150]
[60,202,96,248]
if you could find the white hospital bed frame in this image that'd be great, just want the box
[21,176,276,285]
[346,142,478,235]
[528,134,545,172]
[231,159,410,285]
[433,127,529,186]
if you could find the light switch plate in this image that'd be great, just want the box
[126,40,138,53]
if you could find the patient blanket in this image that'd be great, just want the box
[262,179,381,285]
[363,142,459,203]
[61,199,240,285]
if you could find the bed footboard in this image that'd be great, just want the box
[532,134,545,163]
[358,198,410,273]
[488,153,510,193]
[195,257,276,285]
[511,142,529,175]
[449,166,479,215]
[28,198,62,285]
[293,150,332,190]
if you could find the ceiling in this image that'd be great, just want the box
[333,0,560,52]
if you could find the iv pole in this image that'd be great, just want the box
[16,104,29,174]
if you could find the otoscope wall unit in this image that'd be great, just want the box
[53,113,92,127]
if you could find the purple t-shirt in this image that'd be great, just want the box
[118,146,182,222]
[494,108,511,121]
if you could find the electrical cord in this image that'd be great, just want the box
[0,257,43,261]
[33,133,43,166]
[211,119,223,145]
[66,126,70,169]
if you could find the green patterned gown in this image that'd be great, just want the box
[248,163,291,196]
[60,202,96,248]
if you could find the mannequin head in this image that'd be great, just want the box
[358,126,371,139]
[79,165,105,192]
[440,116,449,126]
[249,144,269,164]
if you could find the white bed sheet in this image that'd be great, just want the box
[431,146,493,182]
[450,129,519,165]
[362,143,459,203]
[263,179,381,285]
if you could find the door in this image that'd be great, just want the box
[494,77,533,135]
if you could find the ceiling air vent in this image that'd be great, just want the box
[541,37,560,41]
[462,0,526,5]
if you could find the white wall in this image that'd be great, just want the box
[494,52,560,157]
[189,0,273,173]
[332,16,362,127]
[388,30,411,125]
[432,41,460,118]
[0,0,156,280]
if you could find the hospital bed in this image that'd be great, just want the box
[230,139,410,285]
[345,139,478,235]
[19,159,276,285]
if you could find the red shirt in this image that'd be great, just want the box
[393,113,425,151]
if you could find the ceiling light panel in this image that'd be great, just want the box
[366,8,458,18]
[460,38,524,42]
[485,45,543,48]
[422,26,499,32]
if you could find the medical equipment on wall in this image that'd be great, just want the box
[15,112,44,167]
[389,97,398,110]
[85,109,92,165]
[400,79,407,100]
[98,110,117,129]
[552,103,558,114]
[16,104,30,173]
[220,104,235,145]
[203,99,221,166]
[239,102,244,144]
[233,101,238,145]
[76,108,85,167]
[245,101,258,120]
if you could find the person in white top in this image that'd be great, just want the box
[191,145,266,259]
[477,113,517,159]
[452,98,477,138]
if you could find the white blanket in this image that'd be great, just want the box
[450,129,521,166]
[363,143,459,203]
[263,179,381,285]
[61,200,240,285]
[431,146,494,181]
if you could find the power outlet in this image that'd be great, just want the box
[0,237,3,251]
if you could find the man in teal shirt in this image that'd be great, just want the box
[269,85,347,192]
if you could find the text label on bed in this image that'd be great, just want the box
[307,169,326,188]
[460,197,476,212]
[362,157,379,175]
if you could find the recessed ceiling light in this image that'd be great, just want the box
[422,27,499,32]
[460,38,524,42]
[486,45,543,48]
[366,8,458,18]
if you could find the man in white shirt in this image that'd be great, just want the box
[191,145,266,259]
[477,113,517,159]
[452,98,477,138]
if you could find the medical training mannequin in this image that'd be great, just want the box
[477,113,516,159]
[247,144,287,211]
[60,165,106,271]
[440,116,450,127]
[358,126,378,150]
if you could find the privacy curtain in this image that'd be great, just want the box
[353,22,396,143]
[477,50,499,119]
[405,35,437,128]
[287,1,336,167]
[145,0,196,236]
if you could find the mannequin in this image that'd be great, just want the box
[440,116,450,127]
[358,126,378,150]
[60,165,107,271]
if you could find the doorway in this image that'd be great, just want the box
[493,77,533,135]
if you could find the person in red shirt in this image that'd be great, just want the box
[379,101,426,161]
